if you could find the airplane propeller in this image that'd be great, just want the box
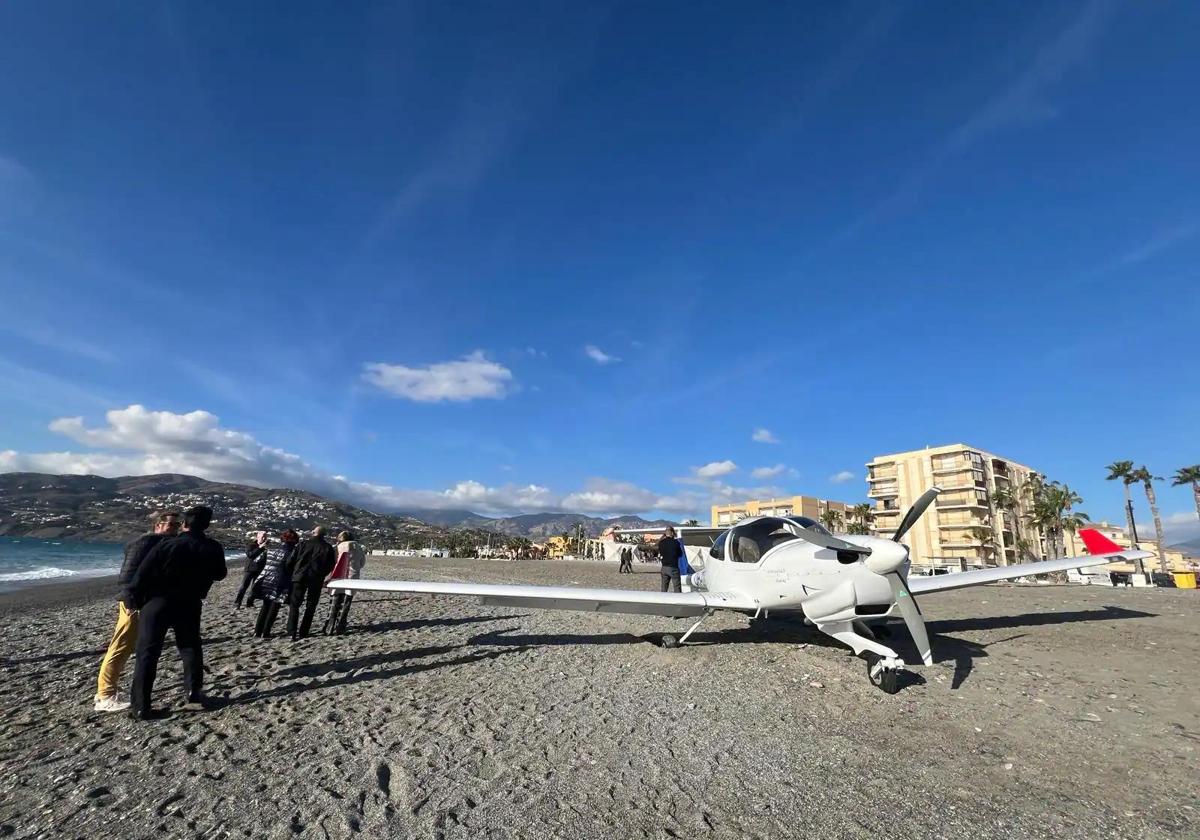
[865,486,942,666]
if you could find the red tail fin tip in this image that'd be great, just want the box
[1079,528,1122,555]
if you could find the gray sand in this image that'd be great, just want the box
[1,557,1198,839]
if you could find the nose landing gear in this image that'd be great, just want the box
[865,653,904,694]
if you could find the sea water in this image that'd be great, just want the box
[0,536,124,590]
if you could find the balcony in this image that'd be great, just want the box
[867,485,899,499]
[937,497,988,510]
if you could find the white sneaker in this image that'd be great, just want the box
[94,695,131,713]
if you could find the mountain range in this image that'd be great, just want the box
[0,472,674,546]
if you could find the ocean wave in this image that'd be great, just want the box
[0,566,118,583]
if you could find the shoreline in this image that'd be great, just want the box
[0,573,116,613]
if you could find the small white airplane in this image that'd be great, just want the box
[330,487,1152,693]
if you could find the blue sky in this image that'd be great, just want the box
[0,1,1197,537]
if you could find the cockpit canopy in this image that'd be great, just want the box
[709,515,828,563]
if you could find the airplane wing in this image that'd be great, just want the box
[908,549,1153,595]
[328,578,755,617]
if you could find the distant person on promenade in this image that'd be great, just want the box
[93,510,181,713]
[658,527,683,593]
[126,505,227,719]
[287,526,337,640]
[252,529,299,638]
[322,530,366,635]
[233,531,269,609]
[618,545,633,574]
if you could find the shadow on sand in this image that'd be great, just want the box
[215,643,533,707]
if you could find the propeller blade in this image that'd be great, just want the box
[886,572,932,666]
[892,486,942,543]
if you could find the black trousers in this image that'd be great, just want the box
[619,558,632,573]
[234,567,259,607]
[660,566,681,593]
[323,591,354,635]
[255,600,282,637]
[131,597,203,711]
[287,577,324,639]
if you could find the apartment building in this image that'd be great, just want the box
[867,444,1042,567]
[711,495,854,528]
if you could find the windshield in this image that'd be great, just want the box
[787,516,831,536]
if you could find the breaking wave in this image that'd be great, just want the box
[0,565,118,583]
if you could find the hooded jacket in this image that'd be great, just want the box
[254,543,297,603]
[117,532,166,607]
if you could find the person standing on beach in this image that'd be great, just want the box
[287,526,336,641]
[127,505,227,719]
[618,545,633,574]
[92,510,181,713]
[233,531,269,609]
[657,527,683,593]
[322,530,366,635]
[253,529,299,638]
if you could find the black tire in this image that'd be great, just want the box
[660,633,679,649]
[865,654,901,694]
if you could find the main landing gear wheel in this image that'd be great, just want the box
[865,653,902,694]
[660,633,680,649]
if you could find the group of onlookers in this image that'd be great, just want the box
[92,508,365,720]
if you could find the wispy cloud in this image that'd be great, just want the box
[830,0,1118,247]
[363,351,514,402]
[751,427,780,444]
[829,470,858,484]
[1115,220,1200,269]
[584,344,620,365]
[0,323,116,364]
[751,464,787,480]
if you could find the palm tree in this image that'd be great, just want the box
[991,484,1023,563]
[966,525,998,565]
[1061,509,1091,555]
[846,503,872,535]
[682,518,700,527]
[819,509,843,532]
[1172,465,1200,522]
[1105,461,1140,548]
[1025,480,1086,560]
[1129,466,1168,575]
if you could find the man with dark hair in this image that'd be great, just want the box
[93,510,181,713]
[658,527,683,593]
[127,505,227,719]
[287,525,337,640]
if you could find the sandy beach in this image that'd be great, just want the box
[1,556,1198,839]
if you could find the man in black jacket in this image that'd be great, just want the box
[286,526,336,640]
[233,531,268,608]
[93,510,181,713]
[127,505,227,719]
[658,527,683,593]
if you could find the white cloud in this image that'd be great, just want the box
[752,464,787,480]
[562,478,661,514]
[362,351,512,402]
[751,428,780,444]
[584,344,620,365]
[1135,511,1200,547]
[829,470,857,484]
[694,460,737,479]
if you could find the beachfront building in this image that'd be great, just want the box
[711,495,855,528]
[867,444,1043,568]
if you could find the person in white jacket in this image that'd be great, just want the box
[323,531,366,635]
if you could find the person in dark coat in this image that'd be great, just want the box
[618,545,634,574]
[233,531,269,608]
[93,510,181,712]
[253,529,299,638]
[287,526,337,640]
[657,527,683,593]
[126,505,227,719]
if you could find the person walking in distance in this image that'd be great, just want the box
[323,530,366,635]
[618,545,634,574]
[127,506,227,719]
[93,510,181,713]
[657,527,684,593]
[287,526,337,641]
[233,531,269,608]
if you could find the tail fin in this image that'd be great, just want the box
[1079,528,1122,555]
